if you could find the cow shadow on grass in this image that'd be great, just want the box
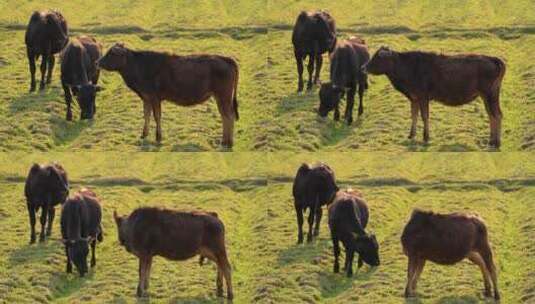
[8,87,63,115]
[277,237,331,266]
[318,266,379,299]
[49,271,95,300]
[8,240,60,266]
[434,294,479,304]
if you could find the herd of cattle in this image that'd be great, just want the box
[22,161,500,300]
[24,9,507,149]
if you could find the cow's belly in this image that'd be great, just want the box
[432,85,480,106]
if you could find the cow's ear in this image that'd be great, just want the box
[113,210,122,226]
[95,85,104,92]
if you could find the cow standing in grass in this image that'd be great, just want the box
[113,207,233,299]
[25,10,68,92]
[60,35,103,120]
[401,209,500,300]
[293,162,339,243]
[24,163,69,243]
[97,43,240,148]
[328,189,380,277]
[319,36,369,124]
[363,47,506,147]
[60,188,103,277]
[292,11,336,92]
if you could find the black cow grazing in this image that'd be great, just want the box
[25,10,69,92]
[318,36,369,124]
[328,189,380,277]
[60,188,103,277]
[401,209,499,300]
[292,162,339,243]
[292,10,336,92]
[363,47,506,147]
[97,43,239,148]
[60,35,103,120]
[24,162,69,243]
[113,207,233,299]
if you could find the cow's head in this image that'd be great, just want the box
[97,43,129,71]
[113,210,130,251]
[318,82,344,118]
[62,238,91,276]
[362,46,397,75]
[315,13,336,53]
[354,233,380,266]
[71,83,102,120]
[29,163,69,201]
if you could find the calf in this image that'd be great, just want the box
[292,162,339,243]
[60,35,103,120]
[25,10,69,92]
[318,36,369,124]
[401,209,499,300]
[113,207,233,299]
[292,10,336,92]
[60,188,103,277]
[363,47,506,147]
[24,163,69,243]
[97,43,239,148]
[328,189,380,277]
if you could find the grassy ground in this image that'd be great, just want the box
[0,1,534,151]
[0,152,534,303]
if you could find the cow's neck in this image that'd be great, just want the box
[118,55,142,90]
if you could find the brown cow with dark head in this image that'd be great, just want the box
[363,47,506,148]
[113,207,233,299]
[401,209,499,300]
[97,43,239,148]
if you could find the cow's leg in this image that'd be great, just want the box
[419,99,430,143]
[409,100,419,139]
[405,256,417,297]
[357,255,363,269]
[27,48,37,92]
[216,268,224,297]
[332,233,340,273]
[215,93,235,148]
[65,245,72,273]
[141,100,151,139]
[345,85,356,125]
[152,101,163,143]
[480,243,500,300]
[27,203,36,244]
[313,205,322,236]
[39,205,48,242]
[295,204,304,244]
[411,258,426,292]
[314,55,322,85]
[215,251,233,300]
[357,79,365,116]
[306,53,315,91]
[295,50,304,92]
[345,248,355,277]
[483,91,502,148]
[468,252,492,297]
[62,81,73,121]
[334,100,340,121]
[137,256,151,297]
[46,55,55,84]
[306,206,315,243]
[90,238,97,267]
[46,206,55,236]
[39,53,48,91]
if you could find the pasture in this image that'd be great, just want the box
[0,152,534,303]
[0,1,534,151]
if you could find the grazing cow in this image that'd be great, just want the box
[328,189,380,277]
[60,188,103,277]
[292,10,336,92]
[318,36,369,124]
[401,209,500,300]
[60,35,103,120]
[25,10,69,92]
[292,162,339,243]
[363,47,506,147]
[113,207,233,299]
[97,43,240,148]
[24,163,69,243]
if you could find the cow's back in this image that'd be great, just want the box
[61,36,101,85]
[330,40,369,86]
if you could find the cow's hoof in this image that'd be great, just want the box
[494,292,500,301]
[217,288,224,297]
[333,265,339,273]
[297,238,303,244]
[346,118,353,126]
[39,84,45,91]
[136,286,146,297]
[29,87,36,93]
[29,238,36,244]
[313,229,319,237]
[91,260,96,267]
[306,236,313,243]
[227,292,234,300]
[346,271,353,278]
[39,236,45,243]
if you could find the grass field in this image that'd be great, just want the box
[0,1,534,151]
[0,152,534,303]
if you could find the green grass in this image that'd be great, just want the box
[0,1,534,151]
[0,152,534,303]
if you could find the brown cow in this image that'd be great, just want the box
[96,43,239,148]
[113,207,233,299]
[363,47,506,148]
[401,209,499,300]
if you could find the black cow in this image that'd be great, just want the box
[25,10,68,92]
[328,189,380,277]
[292,162,339,243]
[60,35,103,120]
[292,10,336,92]
[60,188,103,277]
[24,163,69,243]
[318,36,369,124]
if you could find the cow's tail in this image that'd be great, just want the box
[232,60,240,121]
[491,57,506,92]
[199,256,206,266]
